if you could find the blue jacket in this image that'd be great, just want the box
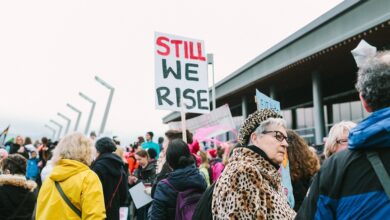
[150,164,207,220]
[26,158,39,179]
[296,106,390,219]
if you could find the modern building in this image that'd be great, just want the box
[162,0,390,146]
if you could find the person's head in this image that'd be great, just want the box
[114,146,126,162]
[33,140,41,148]
[158,136,164,145]
[287,130,320,181]
[15,135,24,146]
[216,146,224,159]
[249,117,288,164]
[146,131,154,141]
[24,137,32,146]
[41,137,48,146]
[52,133,95,166]
[90,131,97,140]
[324,121,357,158]
[135,150,149,168]
[113,136,120,145]
[163,129,193,152]
[137,136,145,146]
[147,148,157,160]
[31,151,37,159]
[129,143,137,153]
[166,139,194,170]
[1,154,27,175]
[356,51,390,112]
[95,137,117,155]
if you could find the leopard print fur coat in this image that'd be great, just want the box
[212,147,296,219]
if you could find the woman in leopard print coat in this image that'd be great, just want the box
[212,109,296,219]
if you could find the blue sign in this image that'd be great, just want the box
[255,89,280,112]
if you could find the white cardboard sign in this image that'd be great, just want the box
[155,32,210,114]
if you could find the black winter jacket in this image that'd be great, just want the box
[0,175,37,220]
[133,159,157,185]
[91,153,129,220]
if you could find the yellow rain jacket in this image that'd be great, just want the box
[36,159,106,220]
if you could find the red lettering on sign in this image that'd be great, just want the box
[196,42,206,61]
[156,36,170,56]
[184,41,189,59]
[171,40,183,58]
[156,35,206,61]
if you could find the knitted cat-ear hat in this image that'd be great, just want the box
[238,109,283,146]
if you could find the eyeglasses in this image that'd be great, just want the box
[336,139,348,144]
[262,131,289,143]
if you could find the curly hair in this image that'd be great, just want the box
[356,51,390,111]
[52,133,95,166]
[287,130,320,182]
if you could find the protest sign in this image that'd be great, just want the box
[129,182,153,209]
[255,89,281,112]
[168,104,235,137]
[155,32,210,114]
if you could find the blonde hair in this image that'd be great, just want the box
[324,121,357,158]
[198,150,209,169]
[15,135,25,145]
[52,133,95,166]
[114,146,127,163]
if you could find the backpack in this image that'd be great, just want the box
[192,183,215,220]
[161,179,204,220]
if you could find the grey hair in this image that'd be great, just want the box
[355,51,390,111]
[249,118,287,145]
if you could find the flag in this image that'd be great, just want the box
[0,125,10,145]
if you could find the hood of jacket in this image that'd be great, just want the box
[168,164,207,191]
[349,106,390,150]
[0,174,37,191]
[92,153,124,177]
[49,159,90,182]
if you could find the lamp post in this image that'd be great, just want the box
[58,112,71,135]
[79,92,96,135]
[67,103,82,131]
[207,54,216,110]
[95,76,115,136]
[44,124,56,140]
[50,119,63,140]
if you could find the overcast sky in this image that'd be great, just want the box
[0,0,343,145]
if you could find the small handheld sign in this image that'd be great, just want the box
[255,89,281,112]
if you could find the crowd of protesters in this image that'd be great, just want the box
[0,48,389,220]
